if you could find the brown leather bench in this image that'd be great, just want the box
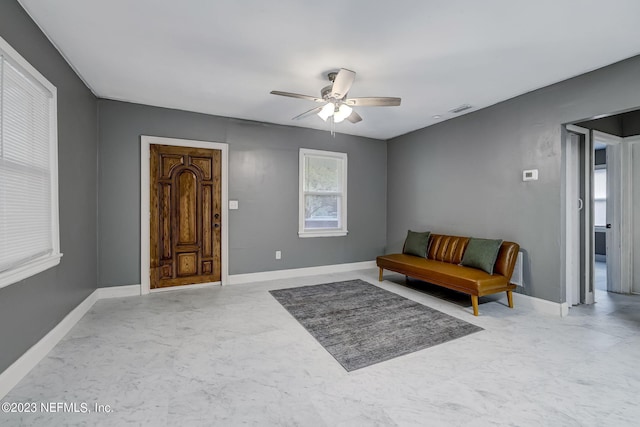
[377,234,520,316]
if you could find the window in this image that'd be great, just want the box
[0,36,60,289]
[299,148,347,238]
[593,167,606,227]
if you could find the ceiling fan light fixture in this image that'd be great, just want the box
[317,102,334,121]
[333,104,353,123]
[271,68,401,129]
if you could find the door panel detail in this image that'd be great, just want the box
[161,155,184,178]
[178,171,197,244]
[177,252,197,276]
[191,157,212,180]
[203,185,212,257]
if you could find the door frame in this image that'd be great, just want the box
[140,135,229,294]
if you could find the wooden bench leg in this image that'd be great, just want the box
[506,290,514,308]
[471,295,479,316]
[378,267,383,281]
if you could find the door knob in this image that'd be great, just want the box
[606,224,612,229]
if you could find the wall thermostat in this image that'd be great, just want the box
[523,169,538,181]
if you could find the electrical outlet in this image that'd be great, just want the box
[275,250,282,260]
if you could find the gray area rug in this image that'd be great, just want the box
[269,279,483,371]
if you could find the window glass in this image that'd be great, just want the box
[593,168,606,227]
[299,149,347,237]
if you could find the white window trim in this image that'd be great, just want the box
[299,148,348,238]
[0,36,61,289]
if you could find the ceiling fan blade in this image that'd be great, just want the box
[346,111,362,123]
[330,69,356,99]
[270,91,324,103]
[292,106,324,120]
[345,97,401,107]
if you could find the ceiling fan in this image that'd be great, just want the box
[270,68,401,125]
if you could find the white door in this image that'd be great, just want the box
[603,135,622,293]
[566,131,581,306]
[565,125,593,305]
[594,131,634,294]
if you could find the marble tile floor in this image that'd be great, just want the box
[2,268,640,426]
[595,261,607,291]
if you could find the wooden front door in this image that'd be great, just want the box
[150,144,221,289]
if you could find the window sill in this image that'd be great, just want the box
[298,230,348,238]
[0,253,63,289]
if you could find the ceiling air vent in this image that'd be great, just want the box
[449,104,473,114]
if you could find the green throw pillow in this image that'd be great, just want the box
[403,230,430,258]
[461,238,503,274]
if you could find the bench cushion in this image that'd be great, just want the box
[376,253,511,296]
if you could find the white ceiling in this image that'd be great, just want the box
[18,0,640,140]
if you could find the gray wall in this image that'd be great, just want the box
[387,55,640,303]
[0,1,97,372]
[97,100,386,286]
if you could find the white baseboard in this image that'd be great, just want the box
[0,284,140,400]
[228,260,376,285]
[96,284,141,298]
[501,292,569,317]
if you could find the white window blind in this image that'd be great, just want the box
[0,36,61,288]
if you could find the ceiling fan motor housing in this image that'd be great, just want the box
[321,85,333,100]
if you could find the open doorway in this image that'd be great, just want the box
[593,141,607,292]
[566,109,640,308]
